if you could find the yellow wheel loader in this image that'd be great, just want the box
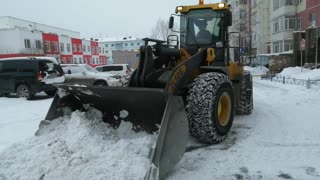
[41,1,253,179]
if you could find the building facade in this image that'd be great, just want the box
[98,36,144,65]
[0,16,107,67]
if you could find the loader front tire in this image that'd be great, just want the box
[186,72,235,144]
[236,71,253,115]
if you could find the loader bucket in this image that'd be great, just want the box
[44,85,189,179]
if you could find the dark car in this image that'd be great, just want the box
[0,57,65,99]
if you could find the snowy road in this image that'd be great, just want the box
[169,79,320,180]
[1,79,320,179]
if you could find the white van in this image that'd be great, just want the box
[95,64,133,77]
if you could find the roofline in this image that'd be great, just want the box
[0,16,80,34]
[0,56,59,64]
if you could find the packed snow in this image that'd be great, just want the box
[0,107,155,180]
[1,78,320,179]
[244,66,269,76]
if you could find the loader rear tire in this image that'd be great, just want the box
[236,71,253,115]
[186,72,235,144]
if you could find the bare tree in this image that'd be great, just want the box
[150,18,171,40]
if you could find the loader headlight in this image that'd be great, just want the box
[218,3,225,8]
[176,6,183,12]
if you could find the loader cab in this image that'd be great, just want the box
[171,3,232,58]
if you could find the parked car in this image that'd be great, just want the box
[61,64,119,86]
[95,64,133,77]
[0,57,65,99]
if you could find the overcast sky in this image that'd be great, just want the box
[0,0,220,39]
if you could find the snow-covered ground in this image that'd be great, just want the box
[1,79,320,179]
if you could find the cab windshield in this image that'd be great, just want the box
[180,9,227,47]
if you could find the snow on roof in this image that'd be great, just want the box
[97,36,142,42]
[0,56,59,64]
[279,50,293,55]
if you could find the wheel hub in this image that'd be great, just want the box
[217,92,231,126]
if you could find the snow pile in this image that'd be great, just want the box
[0,108,155,180]
[276,67,320,80]
[276,67,310,78]
[244,66,269,76]
[293,68,320,80]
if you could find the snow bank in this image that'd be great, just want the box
[276,67,310,77]
[0,108,155,180]
[294,68,320,80]
[244,66,269,76]
[277,67,320,80]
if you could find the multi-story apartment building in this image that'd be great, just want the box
[270,0,298,53]
[226,0,251,54]
[98,36,144,65]
[0,16,107,67]
[251,0,271,54]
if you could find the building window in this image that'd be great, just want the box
[92,47,95,54]
[106,44,108,47]
[273,0,280,11]
[239,0,247,4]
[297,17,302,29]
[309,13,317,26]
[96,47,99,54]
[78,45,82,52]
[273,20,279,32]
[60,43,64,52]
[88,46,90,52]
[137,42,140,46]
[284,17,296,30]
[111,44,114,47]
[240,10,246,19]
[83,45,86,52]
[24,39,31,48]
[284,0,294,6]
[67,44,71,52]
[284,40,293,51]
[273,41,279,53]
[61,58,66,64]
[74,58,78,64]
[67,57,72,64]
[72,44,77,52]
[79,57,83,64]
[52,42,58,52]
[125,43,128,46]
[240,24,246,31]
[44,41,51,52]
[130,43,134,46]
[35,40,42,49]
[99,47,101,53]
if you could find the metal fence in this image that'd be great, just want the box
[261,75,320,89]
